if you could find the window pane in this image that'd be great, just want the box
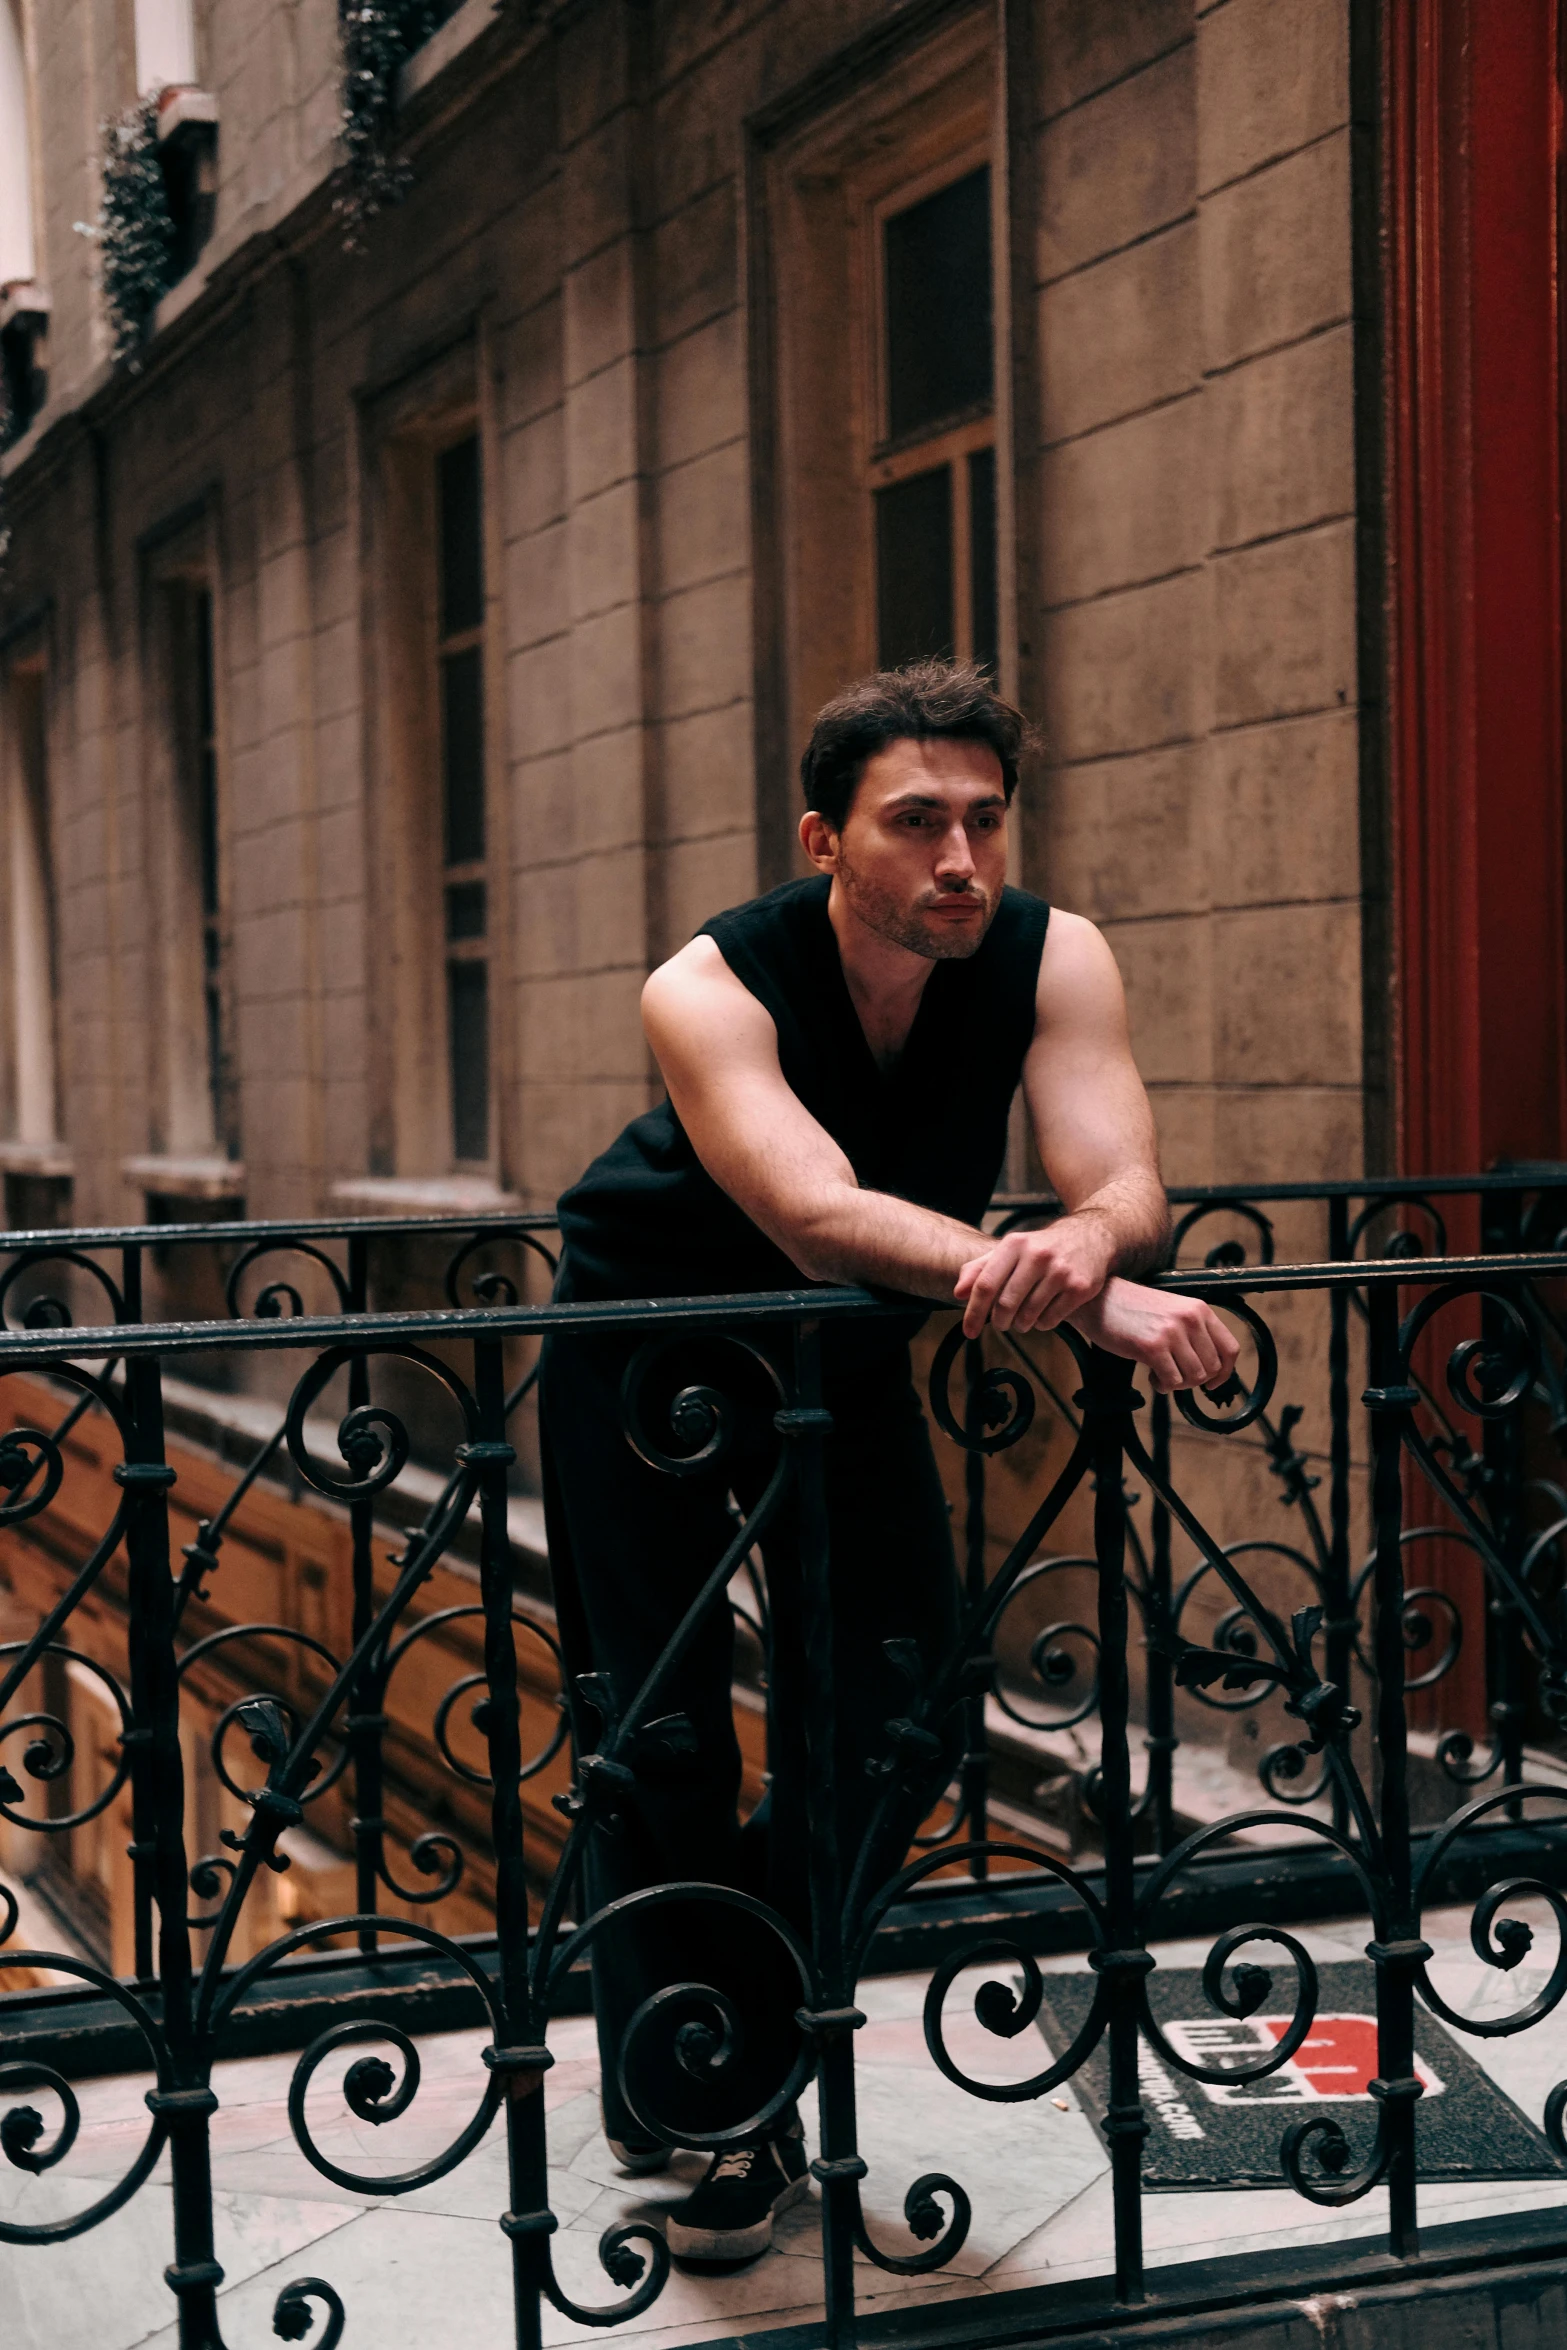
[884,168,993,442]
[438,435,483,638]
[876,465,953,667]
[441,644,485,865]
[968,446,998,675]
[191,589,220,919]
[446,880,487,941]
[448,957,489,1163]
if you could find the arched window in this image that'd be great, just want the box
[0,0,37,289]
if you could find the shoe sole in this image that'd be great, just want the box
[665,2174,811,2263]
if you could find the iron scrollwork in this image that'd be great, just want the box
[0,1187,1564,2341]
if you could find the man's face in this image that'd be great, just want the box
[801,736,1009,961]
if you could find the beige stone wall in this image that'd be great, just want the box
[1028,0,1364,1191]
[0,0,1371,1234]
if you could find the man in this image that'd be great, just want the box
[541,661,1236,2263]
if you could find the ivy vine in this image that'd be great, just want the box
[336,0,461,247]
[78,94,178,367]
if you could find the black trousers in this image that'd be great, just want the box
[538,1323,960,2144]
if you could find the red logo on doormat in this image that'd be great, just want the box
[1159,2012,1445,2105]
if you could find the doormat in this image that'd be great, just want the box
[1037,1960,1567,2190]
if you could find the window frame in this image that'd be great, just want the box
[862,143,997,671]
[749,11,1004,881]
[359,329,508,1189]
[432,422,492,1172]
[136,506,236,1167]
[0,638,59,1151]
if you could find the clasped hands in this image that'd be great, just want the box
[952,1217,1241,1397]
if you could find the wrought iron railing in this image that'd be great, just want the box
[0,1181,1564,2345]
[0,1173,1562,1910]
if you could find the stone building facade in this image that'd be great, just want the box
[0,0,1378,1237]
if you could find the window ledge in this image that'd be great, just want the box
[155,87,218,140]
[398,0,504,106]
[123,1154,245,1202]
[0,1139,73,1178]
[0,281,50,332]
[328,1175,524,1218]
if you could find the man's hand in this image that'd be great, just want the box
[953,1213,1116,1339]
[1069,1277,1241,1395]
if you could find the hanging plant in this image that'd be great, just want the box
[336,1,457,247]
[77,94,178,366]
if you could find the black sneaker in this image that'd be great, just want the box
[663,2126,810,2263]
[603,2098,671,2176]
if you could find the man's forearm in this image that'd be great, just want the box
[1064,1168,1171,1280]
[782,1185,986,1299]
[779,1170,1168,1306]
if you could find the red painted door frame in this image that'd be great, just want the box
[1385,0,1567,1184]
[1383,0,1566,1744]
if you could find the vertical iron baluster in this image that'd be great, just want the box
[469,1338,548,2350]
[962,1339,990,1877]
[1326,1194,1353,1839]
[1481,1192,1526,1814]
[119,1240,160,1982]
[1085,1346,1149,2303]
[121,1356,224,2348]
[121,1242,143,1325]
[1146,1388,1176,1855]
[344,1234,385,1950]
[1364,1283,1426,2260]
[787,1320,862,2350]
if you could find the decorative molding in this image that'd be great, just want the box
[0,1139,74,1178]
[122,1153,245,1201]
[327,1174,523,1216]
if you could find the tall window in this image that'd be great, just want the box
[164,579,232,1157]
[4,656,58,1144]
[189,589,225,1148]
[436,434,489,1166]
[870,166,997,673]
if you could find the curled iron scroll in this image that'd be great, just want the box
[0,1643,134,1831]
[443,1225,559,1308]
[212,1917,505,2198]
[0,1246,126,1334]
[226,1240,352,1321]
[1172,1293,1279,1433]
[620,1332,786,1479]
[927,1320,1044,1454]
[0,1957,169,2244]
[1397,1282,1539,1421]
[282,1343,477,1504]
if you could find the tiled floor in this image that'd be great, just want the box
[6,1907,1567,2349]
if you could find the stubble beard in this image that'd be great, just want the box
[835,849,996,962]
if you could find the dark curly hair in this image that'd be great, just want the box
[800,659,1030,830]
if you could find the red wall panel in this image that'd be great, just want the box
[1386,0,1566,1179]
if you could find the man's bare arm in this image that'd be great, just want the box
[643,927,1239,1394]
[642,941,993,1295]
[952,913,1166,1327]
[950,912,1240,1392]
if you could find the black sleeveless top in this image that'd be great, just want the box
[556,877,1049,1306]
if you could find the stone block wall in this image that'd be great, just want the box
[1030,0,1367,1190]
[0,0,1372,1230]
